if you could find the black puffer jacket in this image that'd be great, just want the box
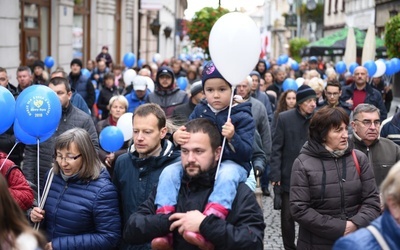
[290,140,380,250]
[123,168,265,250]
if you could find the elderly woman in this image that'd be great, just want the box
[333,161,400,249]
[290,106,381,249]
[30,128,121,250]
[96,95,130,177]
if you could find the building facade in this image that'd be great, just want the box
[0,0,186,85]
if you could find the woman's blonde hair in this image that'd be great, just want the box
[53,128,103,180]
[380,161,400,207]
[107,95,129,111]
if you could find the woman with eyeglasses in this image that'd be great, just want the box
[29,128,121,250]
[290,106,380,250]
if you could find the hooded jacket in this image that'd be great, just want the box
[290,139,381,249]
[113,139,180,250]
[123,167,265,249]
[146,66,188,118]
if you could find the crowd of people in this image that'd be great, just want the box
[0,50,400,250]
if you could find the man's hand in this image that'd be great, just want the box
[169,211,206,235]
[173,126,190,145]
[30,207,45,223]
[271,181,281,186]
[344,221,357,235]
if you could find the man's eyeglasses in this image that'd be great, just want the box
[354,119,381,127]
[55,154,82,162]
[325,92,340,97]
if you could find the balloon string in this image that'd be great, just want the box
[215,86,236,180]
[37,138,41,205]
[0,142,19,171]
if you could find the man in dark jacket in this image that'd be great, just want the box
[123,118,265,250]
[23,77,99,188]
[69,58,95,110]
[351,103,400,186]
[172,80,204,126]
[146,66,188,118]
[113,103,181,250]
[340,66,387,120]
[270,84,317,250]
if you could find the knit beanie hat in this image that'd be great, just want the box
[190,80,203,96]
[202,62,229,88]
[296,84,316,104]
[33,60,45,70]
[70,58,83,68]
[249,70,261,80]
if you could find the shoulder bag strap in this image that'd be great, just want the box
[352,149,361,176]
[33,168,54,230]
[366,225,390,250]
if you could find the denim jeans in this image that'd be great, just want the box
[155,160,248,210]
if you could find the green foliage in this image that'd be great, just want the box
[187,7,229,57]
[385,14,400,58]
[289,38,309,62]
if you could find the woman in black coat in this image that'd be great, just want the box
[290,106,381,250]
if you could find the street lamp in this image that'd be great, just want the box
[150,19,161,36]
[164,26,172,38]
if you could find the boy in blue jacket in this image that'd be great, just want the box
[152,62,255,250]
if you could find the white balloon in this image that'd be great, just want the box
[153,53,162,64]
[123,69,137,87]
[295,77,305,87]
[116,112,133,141]
[209,12,261,87]
[373,60,386,78]
[143,76,155,92]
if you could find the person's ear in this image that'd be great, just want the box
[214,146,222,162]
[160,126,168,139]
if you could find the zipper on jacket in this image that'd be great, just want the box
[335,158,346,219]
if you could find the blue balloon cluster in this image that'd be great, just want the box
[99,126,124,152]
[123,52,136,68]
[277,55,289,66]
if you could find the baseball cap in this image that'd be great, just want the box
[133,76,147,91]
[309,56,318,63]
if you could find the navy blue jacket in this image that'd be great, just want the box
[42,168,121,249]
[189,100,255,173]
[340,83,387,120]
[333,209,400,250]
[380,112,400,146]
[69,72,96,108]
[113,139,180,250]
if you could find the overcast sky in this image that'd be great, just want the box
[184,0,265,20]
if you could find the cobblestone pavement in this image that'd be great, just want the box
[261,190,298,250]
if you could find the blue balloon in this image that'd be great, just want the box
[15,85,61,138]
[14,119,55,145]
[99,126,124,152]
[0,86,15,134]
[265,61,271,70]
[280,55,289,64]
[137,59,145,68]
[335,61,347,74]
[44,56,55,68]
[177,77,188,90]
[282,78,298,91]
[390,58,400,73]
[349,62,359,74]
[81,68,91,79]
[123,53,136,68]
[291,61,299,71]
[385,60,396,76]
[363,60,377,76]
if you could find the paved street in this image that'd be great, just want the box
[261,191,298,250]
